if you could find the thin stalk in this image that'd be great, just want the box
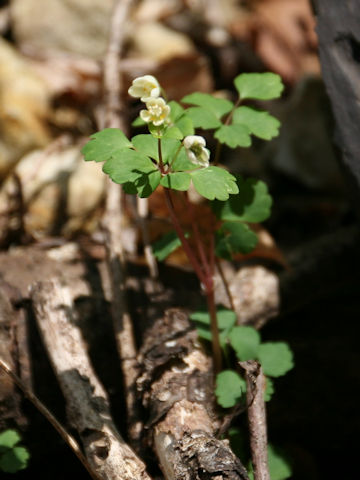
[215,257,235,312]
[164,188,206,286]
[0,359,102,480]
[206,288,222,373]
[184,193,212,279]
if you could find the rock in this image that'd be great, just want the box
[128,21,195,62]
[0,39,50,179]
[0,144,106,237]
[11,0,113,60]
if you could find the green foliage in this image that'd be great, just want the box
[82,128,132,162]
[185,106,222,129]
[232,106,281,140]
[182,92,233,119]
[195,316,294,408]
[152,231,188,261]
[215,222,258,260]
[212,175,272,223]
[257,343,294,377]
[215,370,246,408]
[267,444,292,480]
[0,430,30,473]
[190,307,237,346]
[190,166,238,201]
[234,73,284,100]
[160,172,191,191]
[228,326,261,361]
[214,124,251,148]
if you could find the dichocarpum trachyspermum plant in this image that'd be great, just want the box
[82,74,294,477]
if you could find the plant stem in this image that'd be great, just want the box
[164,188,207,286]
[215,257,235,312]
[206,287,222,373]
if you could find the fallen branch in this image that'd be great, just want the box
[100,0,143,445]
[240,361,269,480]
[138,308,249,480]
[30,279,151,480]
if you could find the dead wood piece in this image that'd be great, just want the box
[31,279,151,480]
[138,309,249,480]
[240,361,269,480]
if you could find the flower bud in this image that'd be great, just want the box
[183,135,210,167]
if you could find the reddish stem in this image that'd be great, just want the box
[206,287,222,374]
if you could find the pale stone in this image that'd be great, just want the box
[128,22,195,62]
[0,39,50,179]
[11,0,114,60]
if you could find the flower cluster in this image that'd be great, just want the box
[128,75,170,126]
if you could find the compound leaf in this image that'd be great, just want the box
[171,148,195,171]
[175,114,194,136]
[215,370,246,408]
[0,447,30,473]
[215,222,258,260]
[160,172,191,191]
[258,342,294,377]
[182,92,233,119]
[152,231,185,261]
[186,106,222,129]
[234,73,284,100]
[268,444,292,480]
[132,134,158,160]
[212,175,272,223]
[228,326,261,361]
[82,128,132,162]
[163,126,184,139]
[214,124,251,148]
[191,166,238,201]
[190,307,237,345]
[232,106,281,140]
[0,430,20,449]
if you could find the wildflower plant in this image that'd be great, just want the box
[82,72,286,375]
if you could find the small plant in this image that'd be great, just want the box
[82,71,283,375]
[0,429,30,473]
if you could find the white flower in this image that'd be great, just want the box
[128,75,160,101]
[183,135,210,167]
[140,97,171,126]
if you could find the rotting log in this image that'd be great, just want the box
[314,0,360,214]
[137,308,249,480]
[31,279,152,480]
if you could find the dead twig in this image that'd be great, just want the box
[240,361,270,480]
[0,357,101,480]
[30,279,151,480]
[100,0,144,445]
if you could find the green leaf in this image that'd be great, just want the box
[214,124,251,148]
[268,444,292,480]
[168,100,185,121]
[215,370,246,408]
[132,116,146,127]
[160,172,191,191]
[234,73,284,100]
[171,148,195,171]
[228,326,261,361]
[175,114,194,136]
[163,126,184,139]
[182,92,233,119]
[215,222,258,260]
[186,106,222,129]
[132,134,158,160]
[152,231,187,261]
[103,150,160,197]
[191,166,238,201]
[190,307,237,347]
[258,342,294,377]
[228,427,248,461]
[0,447,30,473]
[161,139,182,164]
[232,106,281,140]
[82,128,132,162]
[264,376,274,402]
[212,175,272,223]
[0,430,21,449]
